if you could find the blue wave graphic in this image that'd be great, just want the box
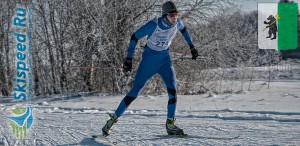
[26,109,33,129]
[8,106,32,128]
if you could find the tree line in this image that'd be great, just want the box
[0,0,280,97]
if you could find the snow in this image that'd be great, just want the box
[1,60,300,145]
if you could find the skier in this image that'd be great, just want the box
[102,1,198,136]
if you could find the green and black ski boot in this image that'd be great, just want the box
[166,118,185,135]
[102,114,118,136]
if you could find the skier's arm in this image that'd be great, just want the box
[178,18,194,48]
[127,20,156,58]
[178,18,198,59]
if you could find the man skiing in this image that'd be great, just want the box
[102,1,198,136]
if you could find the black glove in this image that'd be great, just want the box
[190,45,198,60]
[123,57,132,72]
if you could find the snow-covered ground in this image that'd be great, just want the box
[1,59,300,146]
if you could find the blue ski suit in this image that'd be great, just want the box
[115,16,194,118]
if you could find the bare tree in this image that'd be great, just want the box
[0,0,18,96]
[0,0,282,97]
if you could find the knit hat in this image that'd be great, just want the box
[162,1,178,16]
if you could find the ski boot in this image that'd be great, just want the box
[102,114,118,136]
[166,118,185,135]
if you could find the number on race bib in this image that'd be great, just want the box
[155,41,168,47]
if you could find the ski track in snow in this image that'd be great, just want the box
[1,62,300,145]
[1,91,300,146]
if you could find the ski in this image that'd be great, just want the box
[155,134,240,140]
[91,135,118,145]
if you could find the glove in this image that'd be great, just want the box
[190,45,198,60]
[123,57,132,72]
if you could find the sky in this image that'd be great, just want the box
[237,0,300,11]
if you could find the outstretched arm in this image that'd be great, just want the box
[178,18,193,48]
[127,20,156,58]
[178,19,198,60]
[123,19,156,73]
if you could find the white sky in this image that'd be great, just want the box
[237,0,300,11]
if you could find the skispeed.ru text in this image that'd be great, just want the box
[12,7,30,100]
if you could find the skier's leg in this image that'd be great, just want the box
[159,63,184,135]
[115,58,158,117]
[103,58,158,136]
[158,64,177,119]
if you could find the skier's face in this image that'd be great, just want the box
[167,12,179,24]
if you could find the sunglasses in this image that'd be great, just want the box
[168,12,179,17]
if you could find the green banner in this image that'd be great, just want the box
[278,3,298,50]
